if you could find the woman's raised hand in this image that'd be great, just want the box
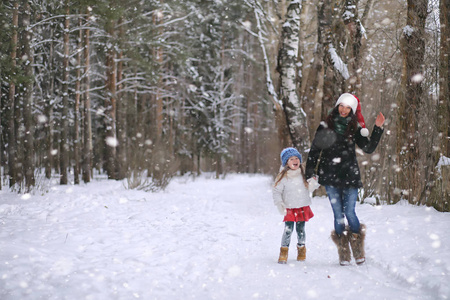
[375,112,385,127]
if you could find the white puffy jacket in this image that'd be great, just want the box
[273,168,311,209]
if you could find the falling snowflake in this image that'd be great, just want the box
[106,136,119,147]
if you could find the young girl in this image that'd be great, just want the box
[273,147,314,264]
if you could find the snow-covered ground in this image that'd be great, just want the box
[0,174,449,300]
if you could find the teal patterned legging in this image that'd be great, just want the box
[281,221,305,247]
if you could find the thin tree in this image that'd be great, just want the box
[7,1,19,187]
[20,0,35,190]
[60,2,70,185]
[104,15,118,180]
[74,16,83,184]
[116,16,127,180]
[82,7,92,183]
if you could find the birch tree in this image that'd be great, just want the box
[277,0,310,151]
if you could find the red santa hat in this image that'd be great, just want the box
[335,93,369,137]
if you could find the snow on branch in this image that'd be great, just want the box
[403,25,415,37]
[437,156,450,173]
[328,44,349,80]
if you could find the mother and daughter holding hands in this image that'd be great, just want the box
[273,93,385,266]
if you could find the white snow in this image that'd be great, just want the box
[438,155,450,168]
[0,174,449,299]
[403,25,415,37]
[328,45,350,80]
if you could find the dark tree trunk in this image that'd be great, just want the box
[20,0,35,190]
[74,17,82,185]
[82,8,92,183]
[116,17,127,180]
[396,0,428,203]
[7,1,19,187]
[60,4,70,185]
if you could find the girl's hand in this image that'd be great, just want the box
[307,177,320,192]
[375,112,385,127]
[277,204,286,215]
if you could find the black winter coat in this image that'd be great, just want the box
[305,125,384,188]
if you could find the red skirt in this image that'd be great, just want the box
[283,206,314,222]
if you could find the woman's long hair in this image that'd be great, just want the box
[325,105,358,139]
[274,164,308,188]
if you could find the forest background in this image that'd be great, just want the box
[0,0,449,211]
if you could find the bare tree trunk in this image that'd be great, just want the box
[45,28,55,180]
[82,8,92,183]
[20,0,35,190]
[116,17,127,180]
[319,0,342,120]
[60,4,70,185]
[422,0,450,209]
[74,17,82,185]
[150,9,165,180]
[0,69,2,189]
[343,0,364,95]
[441,0,450,157]
[302,2,326,139]
[105,29,117,179]
[7,1,19,187]
[396,0,428,203]
[253,2,292,149]
[278,0,310,151]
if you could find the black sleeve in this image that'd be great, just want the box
[305,126,326,179]
[356,125,384,154]
[305,143,320,180]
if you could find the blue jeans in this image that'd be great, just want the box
[281,221,305,247]
[325,186,360,235]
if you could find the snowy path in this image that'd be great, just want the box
[0,174,449,299]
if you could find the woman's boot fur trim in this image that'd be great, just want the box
[278,247,289,264]
[349,224,366,265]
[331,230,351,266]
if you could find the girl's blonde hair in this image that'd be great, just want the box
[274,163,308,188]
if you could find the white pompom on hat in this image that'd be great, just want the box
[335,93,369,137]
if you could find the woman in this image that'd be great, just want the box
[305,93,385,266]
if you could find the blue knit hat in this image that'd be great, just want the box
[280,147,302,167]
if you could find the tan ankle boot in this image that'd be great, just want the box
[297,245,306,261]
[349,224,366,265]
[331,230,351,266]
[278,247,289,264]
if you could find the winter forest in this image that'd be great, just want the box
[0,0,449,210]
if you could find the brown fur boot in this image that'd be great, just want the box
[349,224,366,265]
[278,247,289,264]
[297,245,306,261]
[331,230,351,266]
